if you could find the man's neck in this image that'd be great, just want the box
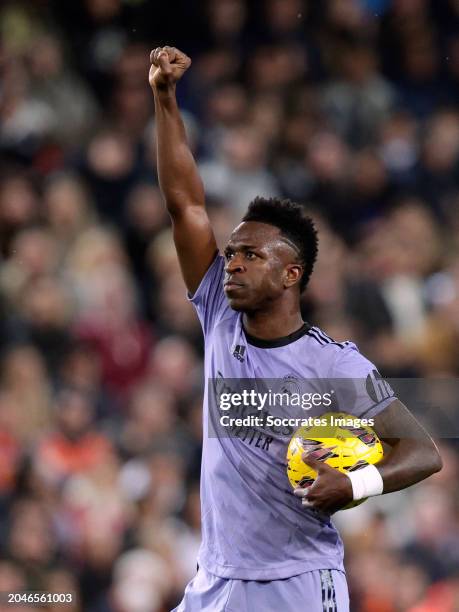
[242,308,304,341]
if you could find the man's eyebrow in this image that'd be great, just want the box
[225,242,260,250]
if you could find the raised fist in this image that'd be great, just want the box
[149,46,191,91]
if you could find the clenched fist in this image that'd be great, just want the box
[149,46,191,91]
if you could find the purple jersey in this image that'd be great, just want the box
[189,255,395,581]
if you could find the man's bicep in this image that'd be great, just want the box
[171,206,219,294]
[373,399,433,446]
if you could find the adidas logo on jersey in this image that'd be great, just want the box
[233,345,246,362]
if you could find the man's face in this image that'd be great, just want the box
[223,221,302,312]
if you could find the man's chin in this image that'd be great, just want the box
[227,297,250,312]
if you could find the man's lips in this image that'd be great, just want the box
[224,280,245,290]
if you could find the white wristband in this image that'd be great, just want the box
[346,465,384,500]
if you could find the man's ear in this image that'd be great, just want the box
[284,264,303,288]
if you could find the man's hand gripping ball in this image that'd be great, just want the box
[294,453,354,515]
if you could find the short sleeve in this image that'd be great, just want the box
[330,343,396,419]
[188,254,230,336]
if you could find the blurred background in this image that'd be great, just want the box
[0,0,459,610]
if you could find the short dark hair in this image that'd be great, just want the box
[242,197,318,291]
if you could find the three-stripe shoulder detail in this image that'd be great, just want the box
[307,327,351,350]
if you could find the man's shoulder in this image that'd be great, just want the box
[302,326,364,375]
[306,327,381,382]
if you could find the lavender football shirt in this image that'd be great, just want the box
[189,255,395,580]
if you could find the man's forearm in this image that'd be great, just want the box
[153,86,205,216]
[377,438,443,494]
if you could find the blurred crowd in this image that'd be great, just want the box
[0,0,459,610]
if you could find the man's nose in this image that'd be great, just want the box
[225,256,245,274]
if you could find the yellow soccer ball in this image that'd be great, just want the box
[286,412,384,509]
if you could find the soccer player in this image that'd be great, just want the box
[149,46,442,612]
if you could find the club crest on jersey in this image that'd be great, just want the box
[232,345,246,362]
[281,374,300,396]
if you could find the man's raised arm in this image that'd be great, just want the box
[149,46,218,294]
